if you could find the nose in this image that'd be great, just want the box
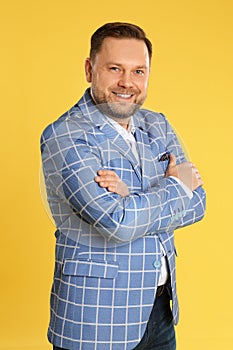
[118,72,134,89]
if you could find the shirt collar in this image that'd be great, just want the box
[103,115,135,137]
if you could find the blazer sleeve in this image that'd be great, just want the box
[160,113,206,230]
[42,130,204,244]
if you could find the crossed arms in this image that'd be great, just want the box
[42,115,206,243]
[95,153,203,196]
[58,148,205,243]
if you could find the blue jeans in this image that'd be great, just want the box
[53,285,176,350]
[132,284,176,350]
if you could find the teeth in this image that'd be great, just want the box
[116,93,132,99]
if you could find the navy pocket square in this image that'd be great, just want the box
[159,152,170,162]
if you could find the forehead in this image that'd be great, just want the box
[95,37,150,67]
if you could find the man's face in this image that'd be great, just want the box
[85,37,150,121]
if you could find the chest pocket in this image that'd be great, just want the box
[63,258,119,279]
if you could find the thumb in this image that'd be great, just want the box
[168,153,176,167]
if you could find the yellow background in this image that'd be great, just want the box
[1,0,232,349]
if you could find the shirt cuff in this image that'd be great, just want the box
[169,176,193,199]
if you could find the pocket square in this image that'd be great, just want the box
[159,152,170,162]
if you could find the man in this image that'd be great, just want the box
[41,22,206,350]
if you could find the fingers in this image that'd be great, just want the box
[95,170,120,191]
[95,177,119,193]
[189,164,204,190]
[168,153,176,167]
[95,169,129,197]
[191,163,204,185]
[170,160,203,191]
[96,179,119,188]
[165,153,178,178]
[95,170,120,187]
[97,169,118,177]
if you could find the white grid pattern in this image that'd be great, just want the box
[41,89,206,349]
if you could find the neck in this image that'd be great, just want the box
[111,117,131,130]
[118,122,129,130]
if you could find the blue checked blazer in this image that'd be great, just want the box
[41,89,206,350]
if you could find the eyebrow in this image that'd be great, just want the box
[105,62,149,70]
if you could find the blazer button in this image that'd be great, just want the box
[153,260,161,269]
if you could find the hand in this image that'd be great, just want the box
[95,170,129,197]
[165,153,203,191]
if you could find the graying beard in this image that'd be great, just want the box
[97,102,140,119]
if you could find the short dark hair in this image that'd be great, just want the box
[90,22,152,62]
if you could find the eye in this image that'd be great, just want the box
[135,69,144,75]
[110,67,120,72]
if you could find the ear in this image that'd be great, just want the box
[85,58,92,83]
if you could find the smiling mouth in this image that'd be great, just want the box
[112,92,134,99]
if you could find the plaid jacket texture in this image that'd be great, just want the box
[41,89,206,349]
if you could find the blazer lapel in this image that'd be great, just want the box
[133,123,156,191]
[99,123,142,181]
